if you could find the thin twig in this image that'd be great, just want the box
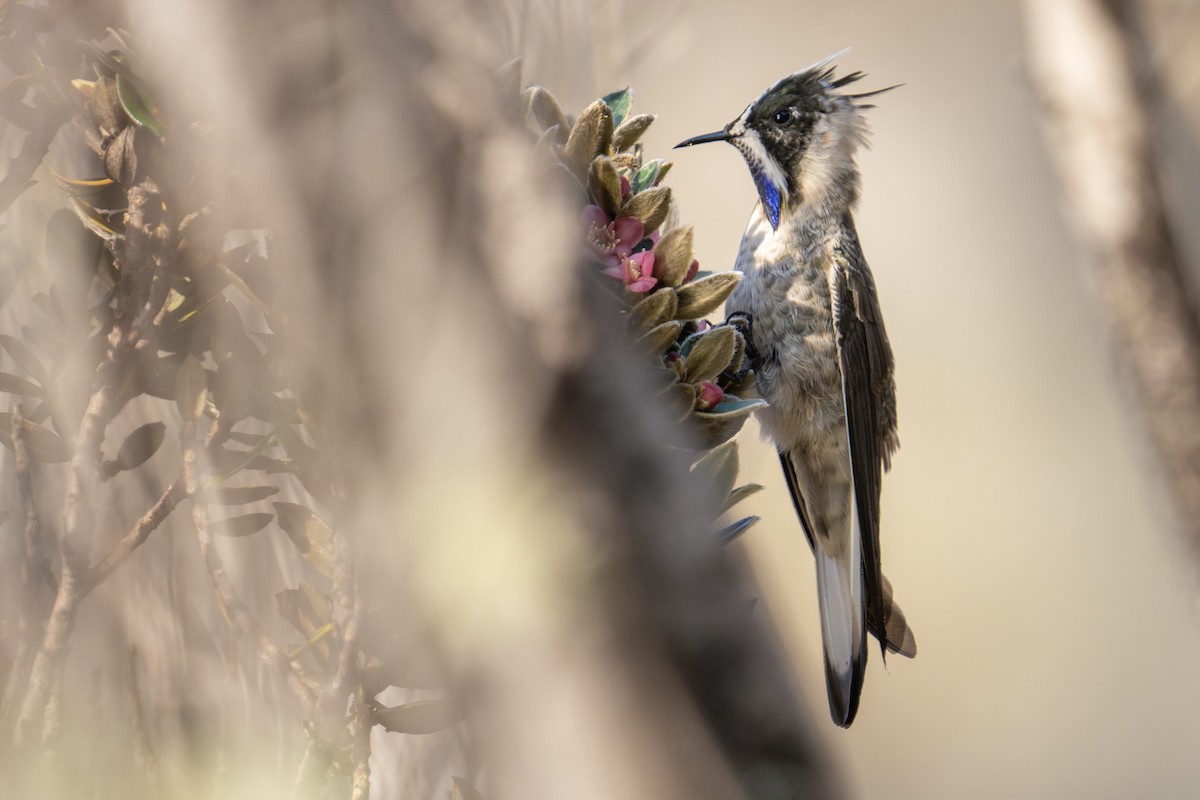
[350,685,372,800]
[13,384,115,745]
[82,476,186,594]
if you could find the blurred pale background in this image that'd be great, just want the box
[532,1,1200,798]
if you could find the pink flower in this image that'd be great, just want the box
[583,204,644,268]
[684,258,700,284]
[696,381,724,411]
[602,250,657,293]
[620,175,631,202]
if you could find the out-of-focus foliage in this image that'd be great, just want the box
[0,4,773,797]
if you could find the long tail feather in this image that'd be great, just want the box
[814,504,866,727]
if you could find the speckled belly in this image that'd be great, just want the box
[728,247,846,454]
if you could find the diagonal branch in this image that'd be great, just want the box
[82,476,186,594]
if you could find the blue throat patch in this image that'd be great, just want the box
[750,166,782,230]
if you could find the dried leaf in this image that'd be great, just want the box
[0,413,70,462]
[375,698,463,735]
[212,513,274,537]
[0,372,43,398]
[112,421,166,471]
[90,76,122,136]
[274,501,334,577]
[674,272,740,320]
[211,485,280,505]
[102,126,137,186]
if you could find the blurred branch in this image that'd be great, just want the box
[0,405,43,730]
[1023,0,1200,559]
[125,647,161,795]
[13,175,172,747]
[181,412,318,710]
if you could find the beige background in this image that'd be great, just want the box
[533,1,1200,797]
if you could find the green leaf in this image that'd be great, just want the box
[116,73,163,135]
[274,501,334,577]
[112,421,166,471]
[211,513,274,537]
[375,698,463,735]
[691,397,767,449]
[0,372,44,398]
[674,272,740,320]
[718,515,760,545]
[175,356,207,422]
[211,485,280,505]
[710,397,769,415]
[601,87,633,127]
[630,159,661,195]
[0,413,71,462]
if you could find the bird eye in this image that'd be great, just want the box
[773,108,791,125]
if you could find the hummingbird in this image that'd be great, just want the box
[675,52,916,727]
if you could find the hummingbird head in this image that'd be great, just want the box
[675,51,897,230]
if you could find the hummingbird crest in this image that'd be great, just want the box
[677,51,897,230]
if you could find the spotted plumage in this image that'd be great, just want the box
[676,52,915,727]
